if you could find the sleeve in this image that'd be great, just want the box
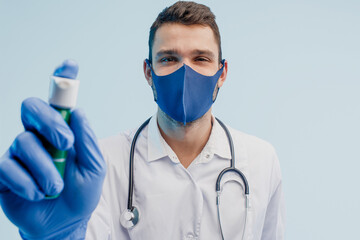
[85,194,112,240]
[85,142,113,240]
[261,152,286,240]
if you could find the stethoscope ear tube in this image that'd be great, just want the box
[216,167,249,194]
[215,118,250,240]
[214,117,249,194]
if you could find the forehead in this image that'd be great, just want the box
[152,23,218,56]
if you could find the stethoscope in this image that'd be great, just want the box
[120,117,250,240]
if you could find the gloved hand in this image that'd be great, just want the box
[0,60,106,239]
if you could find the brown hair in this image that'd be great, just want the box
[148,1,222,63]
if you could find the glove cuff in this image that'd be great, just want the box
[20,218,89,240]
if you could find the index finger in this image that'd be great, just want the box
[21,97,74,150]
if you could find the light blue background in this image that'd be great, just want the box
[1,0,359,239]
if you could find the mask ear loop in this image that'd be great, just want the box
[145,59,158,101]
[212,59,226,102]
[212,85,220,102]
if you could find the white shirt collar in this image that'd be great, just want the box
[147,114,232,163]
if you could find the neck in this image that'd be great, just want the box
[157,108,213,168]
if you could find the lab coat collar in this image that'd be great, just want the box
[209,115,232,160]
[147,115,168,162]
[147,114,232,163]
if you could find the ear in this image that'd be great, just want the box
[143,60,153,86]
[217,59,228,88]
[144,60,158,101]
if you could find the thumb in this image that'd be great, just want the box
[69,109,106,176]
[53,59,79,79]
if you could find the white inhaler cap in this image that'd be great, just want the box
[49,76,80,109]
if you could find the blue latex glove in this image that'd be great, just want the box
[0,60,106,239]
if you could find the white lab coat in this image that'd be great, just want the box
[86,115,285,240]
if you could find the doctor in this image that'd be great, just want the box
[0,1,284,240]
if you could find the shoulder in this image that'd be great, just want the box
[228,126,281,182]
[97,130,135,169]
[228,126,283,198]
[99,131,132,151]
[228,126,277,159]
[99,131,131,154]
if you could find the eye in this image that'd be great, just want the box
[160,57,177,63]
[195,57,210,62]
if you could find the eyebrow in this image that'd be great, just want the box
[155,49,180,60]
[191,49,215,59]
[155,49,216,60]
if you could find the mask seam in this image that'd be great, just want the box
[182,65,186,125]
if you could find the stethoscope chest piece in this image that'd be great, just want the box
[120,207,140,229]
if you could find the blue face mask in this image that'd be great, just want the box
[146,59,225,125]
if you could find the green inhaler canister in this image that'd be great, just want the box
[46,74,80,199]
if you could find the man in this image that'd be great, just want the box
[0,1,284,239]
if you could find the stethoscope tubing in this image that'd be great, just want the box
[123,117,250,240]
[214,118,249,194]
[127,117,151,210]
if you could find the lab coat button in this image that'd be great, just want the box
[186,233,196,239]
